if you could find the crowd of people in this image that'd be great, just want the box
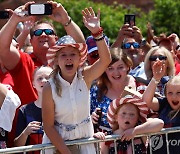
[0,1,179,154]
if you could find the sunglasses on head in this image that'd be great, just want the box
[122,42,140,49]
[33,29,55,36]
[149,55,167,61]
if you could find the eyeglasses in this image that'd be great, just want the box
[122,42,140,49]
[33,29,55,36]
[149,55,167,61]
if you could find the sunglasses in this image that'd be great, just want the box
[149,55,167,61]
[122,42,140,49]
[33,29,55,36]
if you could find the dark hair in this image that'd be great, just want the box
[30,20,57,38]
[96,48,133,101]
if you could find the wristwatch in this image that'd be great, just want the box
[140,38,147,47]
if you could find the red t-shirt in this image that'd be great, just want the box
[175,61,180,75]
[9,51,44,105]
[0,69,14,88]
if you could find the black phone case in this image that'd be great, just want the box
[124,14,135,27]
[28,3,52,15]
[0,11,9,19]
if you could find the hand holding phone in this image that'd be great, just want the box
[124,14,135,27]
[28,3,52,15]
[0,11,9,19]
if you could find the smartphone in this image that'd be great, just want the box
[28,3,52,15]
[0,10,9,19]
[124,14,135,27]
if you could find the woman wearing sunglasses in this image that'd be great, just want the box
[144,46,175,97]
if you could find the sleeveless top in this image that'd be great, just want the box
[42,71,96,154]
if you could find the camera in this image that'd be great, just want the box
[124,14,136,27]
[0,11,9,19]
[28,3,52,15]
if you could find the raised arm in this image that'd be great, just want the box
[16,20,34,49]
[142,60,166,111]
[48,1,85,43]
[0,7,34,70]
[121,118,164,142]
[111,24,131,48]
[82,7,111,89]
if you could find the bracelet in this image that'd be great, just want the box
[63,17,72,27]
[91,27,103,38]
[93,33,104,40]
[93,34,105,42]
[151,77,160,84]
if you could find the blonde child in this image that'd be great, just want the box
[14,66,52,151]
[42,7,111,154]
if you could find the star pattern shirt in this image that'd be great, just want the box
[90,85,112,128]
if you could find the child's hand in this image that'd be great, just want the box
[82,7,100,34]
[121,128,135,141]
[93,132,106,140]
[24,121,41,136]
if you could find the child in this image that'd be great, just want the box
[94,95,164,154]
[142,60,180,153]
[0,83,21,149]
[14,66,52,153]
[42,7,111,154]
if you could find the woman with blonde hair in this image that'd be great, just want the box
[144,46,175,96]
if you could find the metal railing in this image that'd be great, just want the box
[0,126,180,154]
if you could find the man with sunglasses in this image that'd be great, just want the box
[0,1,84,105]
[0,1,84,147]
[112,24,151,80]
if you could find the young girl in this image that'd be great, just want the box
[94,96,164,154]
[42,7,111,154]
[14,66,52,153]
[142,60,180,153]
[91,48,136,132]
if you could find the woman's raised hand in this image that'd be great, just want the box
[82,7,100,34]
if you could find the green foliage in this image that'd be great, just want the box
[148,0,180,36]
[48,0,147,44]
[46,0,179,43]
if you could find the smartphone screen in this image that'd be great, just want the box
[30,4,45,15]
[28,4,52,15]
[124,14,135,27]
[0,11,9,19]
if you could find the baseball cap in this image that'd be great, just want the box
[86,35,110,54]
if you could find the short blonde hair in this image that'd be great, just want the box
[167,75,180,86]
[144,46,175,79]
